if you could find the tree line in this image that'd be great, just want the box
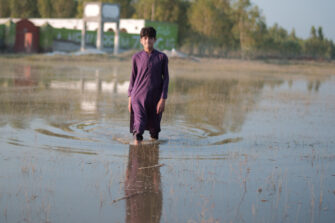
[0,0,334,59]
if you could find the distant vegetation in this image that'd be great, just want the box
[0,0,334,59]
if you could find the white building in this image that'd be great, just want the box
[0,18,145,34]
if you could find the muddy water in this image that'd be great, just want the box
[0,59,335,222]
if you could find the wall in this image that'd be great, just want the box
[0,18,178,51]
[145,20,178,50]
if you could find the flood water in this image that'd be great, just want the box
[0,58,335,223]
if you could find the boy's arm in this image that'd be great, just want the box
[128,55,137,112]
[128,97,131,113]
[157,54,169,114]
[128,55,137,97]
[160,54,169,99]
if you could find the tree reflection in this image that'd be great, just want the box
[165,77,283,136]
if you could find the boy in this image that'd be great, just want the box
[128,27,169,144]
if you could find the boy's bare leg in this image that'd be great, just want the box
[134,139,142,145]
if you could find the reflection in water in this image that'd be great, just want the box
[166,78,282,137]
[307,80,321,92]
[1,60,335,223]
[49,70,129,94]
[125,144,162,223]
[49,69,128,113]
[0,62,328,145]
[14,65,37,87]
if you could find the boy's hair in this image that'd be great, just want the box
[140,26,156,39]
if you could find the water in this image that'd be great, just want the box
[0,58,335,222]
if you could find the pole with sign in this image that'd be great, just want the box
[81,2,120,54]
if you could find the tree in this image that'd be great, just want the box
[289,28,297,40]
[0,0,11,17]
[10,0,40,18]
[188,0,234,51]
[310,26,317,39]
[133,0,182,23]
[132,0,154,20]
[37,0,52,18]
[330,40,335,59]
[318,26,324,40]
[174,0,191,45]
[268,23,288,42]
[304,26,332,59]
[51,0,76,18]
[231,0,264,58]
[112,0,134,18]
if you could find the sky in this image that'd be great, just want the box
[251,0,335,41]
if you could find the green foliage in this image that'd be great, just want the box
[133,0,183,23]
[4,20,15,48]
[188,0,233,46]
[0,0,334,59]
[51,0,77,18]
[300,26,333,59]
[318,26,323,41]
[252,24,302,58]
[39,23,53,51]
[37,0,52,18]
[10,0,40,18]
[0,0,11,17]
[0,24,5,47]
[311,26,317,39]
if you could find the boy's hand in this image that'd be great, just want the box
[156,98,166,114]
[128,97,131,113]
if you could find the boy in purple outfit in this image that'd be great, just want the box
[128,27,169,144]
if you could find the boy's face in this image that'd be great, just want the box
[140,36,156,51]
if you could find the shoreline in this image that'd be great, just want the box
[0,53,334,81]
[0,52,335,63]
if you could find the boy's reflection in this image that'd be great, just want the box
[125,144,162,223]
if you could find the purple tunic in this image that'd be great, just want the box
[128,49,169,135]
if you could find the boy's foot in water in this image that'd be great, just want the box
[133,133,143,145]
[150,132,159,141]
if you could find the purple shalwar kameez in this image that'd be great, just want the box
[128,49,169,137]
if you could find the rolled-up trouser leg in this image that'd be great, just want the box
[149,130,159,140]
[133,132,143,141]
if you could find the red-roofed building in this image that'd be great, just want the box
[14,19,39,53]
